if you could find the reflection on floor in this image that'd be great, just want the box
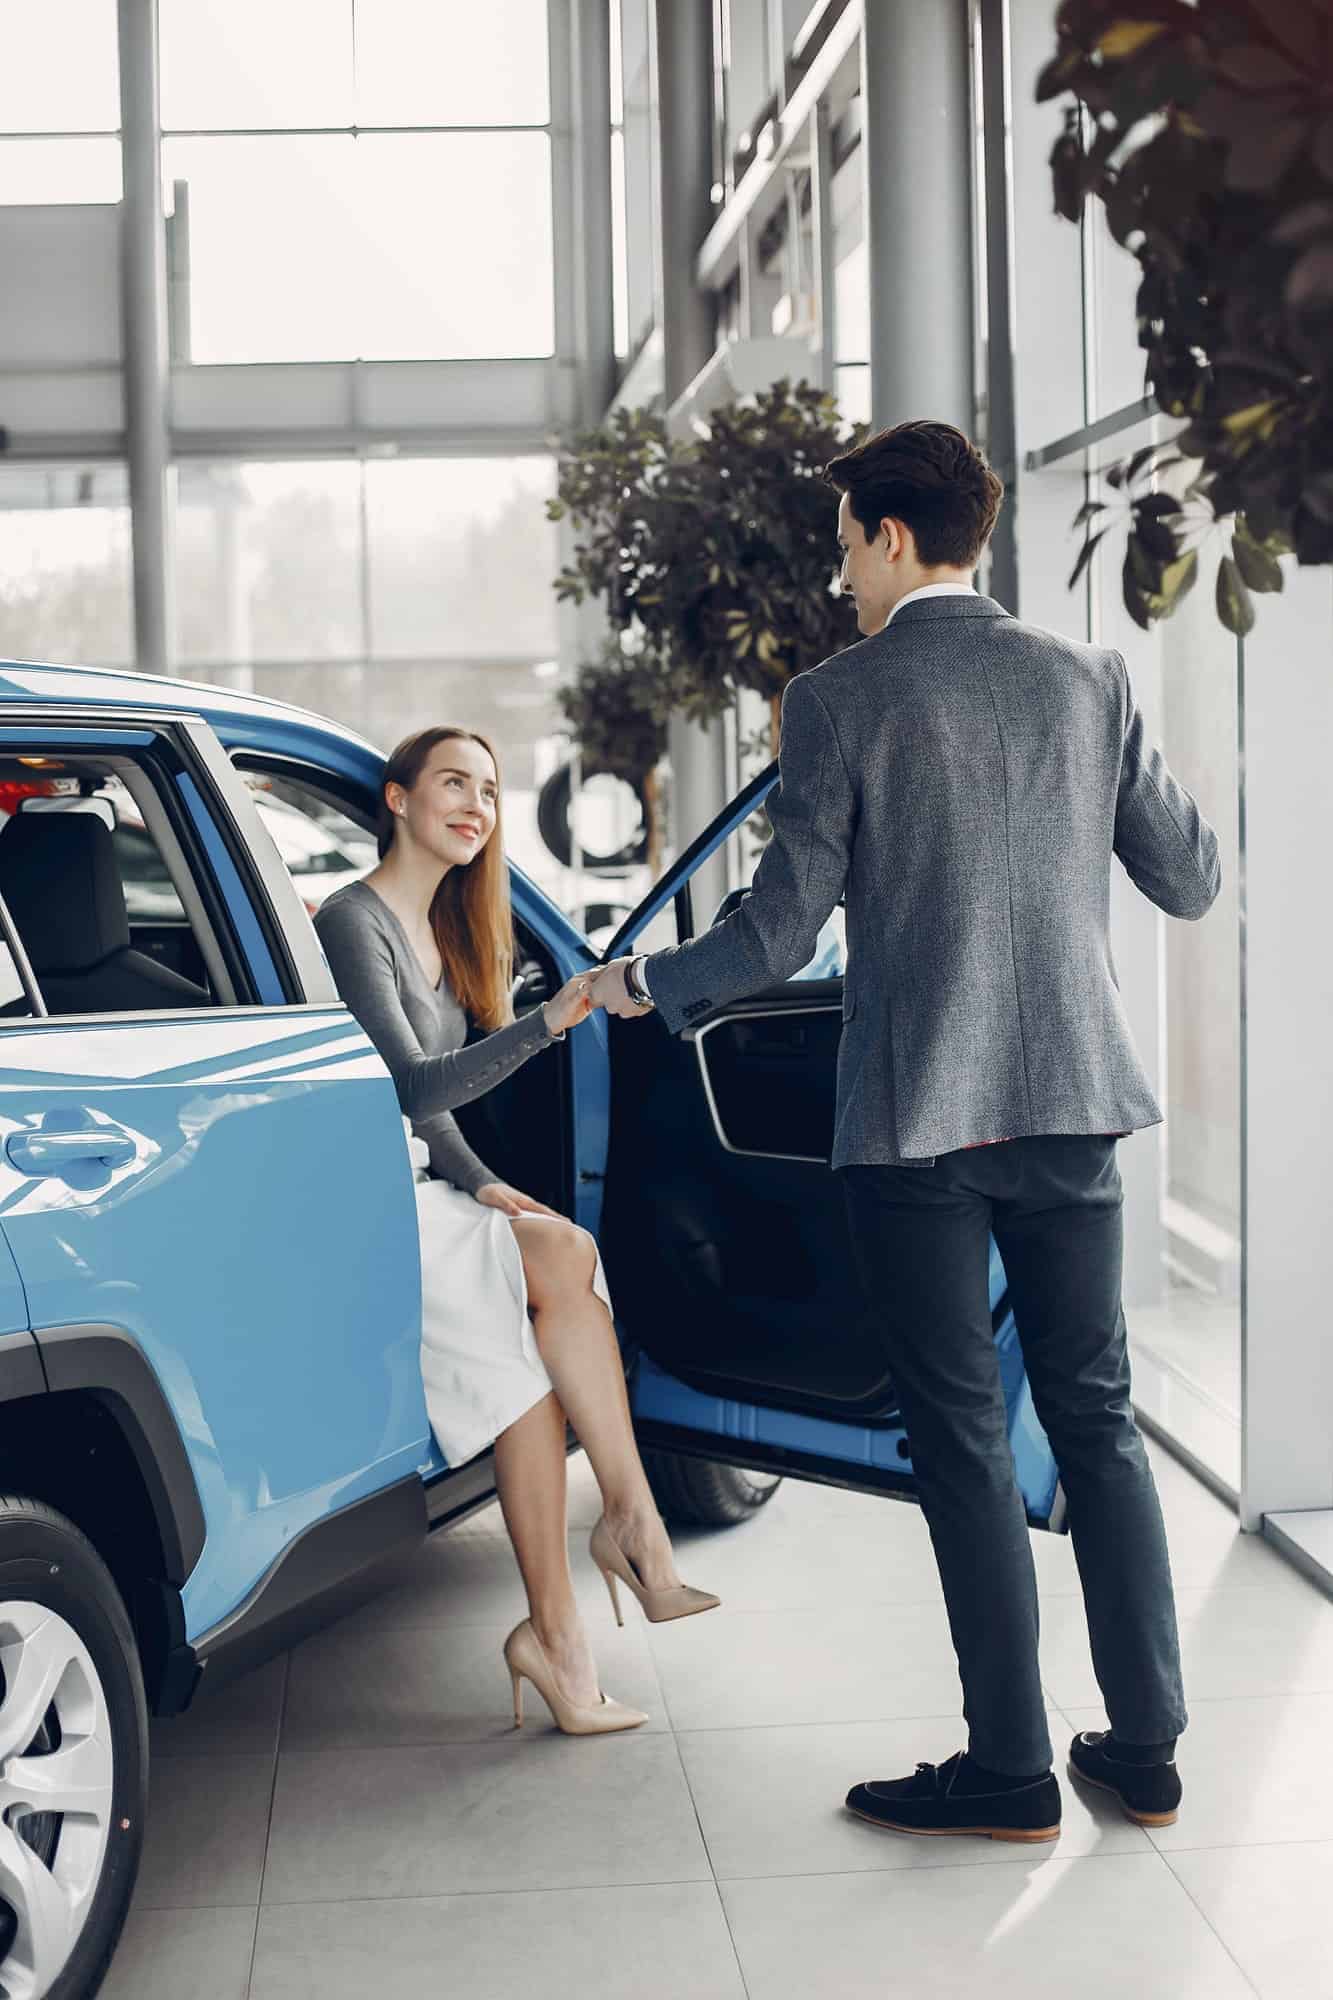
[1129,1275,1242,1490]
[108,1438,1329,2000]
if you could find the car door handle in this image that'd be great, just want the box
[5,1129,137,1175]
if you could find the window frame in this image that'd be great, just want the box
[0,710,326,1025]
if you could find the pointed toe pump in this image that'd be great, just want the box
[590,1515,721,1627]
[503,1619,648,1736]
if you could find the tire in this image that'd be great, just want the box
[536,761,648,871]
[0,1495,149,2000]
[641,1450,783,1528]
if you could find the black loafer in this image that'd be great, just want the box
[1067,1731,1181,1827]
[846,1751,1062,1843]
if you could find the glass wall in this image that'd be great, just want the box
[1005,0,1245,1489]
[0,466,133,667]
[159,0,555,363]
[0,0,121,204]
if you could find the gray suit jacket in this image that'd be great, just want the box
[644,593,1221,1168]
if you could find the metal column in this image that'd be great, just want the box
[860,0,975,434]
[117,0,174,674]
[657,0,729,908]
[655,0,715,403]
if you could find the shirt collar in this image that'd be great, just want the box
[884,581,978,626]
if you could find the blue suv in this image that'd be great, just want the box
[0,660,1062,1999]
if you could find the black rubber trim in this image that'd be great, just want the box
[34,1324,207,1584]
[630,1418,1065,1534]
[420,1428,580,1535]
[0,1327,47,1403]
[192,1473,427,1690]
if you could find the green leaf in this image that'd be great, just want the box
[1216,555,1256,636]
[1231,524,1284,592]
[1157,547,1198,612]
[1068,525,1111,591]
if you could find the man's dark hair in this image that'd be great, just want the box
[824,419,1004,569]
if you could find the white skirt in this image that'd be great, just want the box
[406,1121,614,1467]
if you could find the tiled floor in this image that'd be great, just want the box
[106,1440,1332,2000]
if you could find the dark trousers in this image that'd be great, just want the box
[840,1136,1188,1775]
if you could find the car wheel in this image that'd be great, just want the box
[0,1495,148,2000]
[641,1451,783,1527]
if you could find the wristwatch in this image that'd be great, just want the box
[624,954,655,1009]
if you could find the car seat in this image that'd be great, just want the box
[0,810,210,1014]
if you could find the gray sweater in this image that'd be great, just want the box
[313,878,562,1195]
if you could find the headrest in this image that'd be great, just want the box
[0,810,131,973]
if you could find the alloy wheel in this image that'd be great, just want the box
[0,1603,115,2000]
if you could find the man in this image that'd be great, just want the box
[592,418,1215,1841]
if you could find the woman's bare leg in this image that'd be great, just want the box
[509,1216,682,1592]
[492,1389,601,1708]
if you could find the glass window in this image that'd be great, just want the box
[159,0,353,132]
[364,458,558,660]
[0,1,120,134]
[0,467,133,667]
[0,137,122,204]
[355,132,554,360]
[353,0,550,127]
[176,462,363,667]
[0,937,35,1017]
[164,130,554,363]
[0,762,222,1010]
[162,135,357,362]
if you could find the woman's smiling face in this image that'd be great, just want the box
[392,734,499,868]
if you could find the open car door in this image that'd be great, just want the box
[597,764,1065,1531]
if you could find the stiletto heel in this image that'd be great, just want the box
[590,1515,721,1626]
[501,1619,648,1737]
[603,1565,624,1628]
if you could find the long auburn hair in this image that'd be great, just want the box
[376,726,514,1031]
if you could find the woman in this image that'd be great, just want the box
[314,726,718,1738]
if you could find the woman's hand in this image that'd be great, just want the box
[474,1182,563,1219]
[542,971,599,1037]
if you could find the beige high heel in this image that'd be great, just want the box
[502,1618,648,1736]
[590,1515,721,1626]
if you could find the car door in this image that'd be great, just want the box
[597,764,1065,1531]
[0,709,430,1642]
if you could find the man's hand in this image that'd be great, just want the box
[590,957,650,1020]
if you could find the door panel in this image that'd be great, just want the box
[0,1010,430,1640]
[603,774,1065,1530]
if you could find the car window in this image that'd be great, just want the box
[0,753,228,1014]
[638,796,845,980]
[0,935,36,1018]
[236,768,374,912]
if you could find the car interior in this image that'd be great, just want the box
[231,754,575,1217]
[0,752,232,1014]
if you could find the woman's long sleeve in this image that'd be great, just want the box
[314,891,562,1195]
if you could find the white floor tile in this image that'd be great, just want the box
[677,1716,1149,1881]
[1059,1694,1333,1851]
[251,1882,746,2000]
[1040,1576,1333,1710]
[283,1612,666,1748]
[1166,1842,1333,2000]
[263,1732,710,1904]
[133,1755,275,1910]
[646,1598,964,1732]
[721,1855,1256,1999]
[100,1905,257,2000]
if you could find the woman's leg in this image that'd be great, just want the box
[509,1216,682,1591]
[492,1388,601,1708]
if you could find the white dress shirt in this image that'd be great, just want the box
[883,580,977,624]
